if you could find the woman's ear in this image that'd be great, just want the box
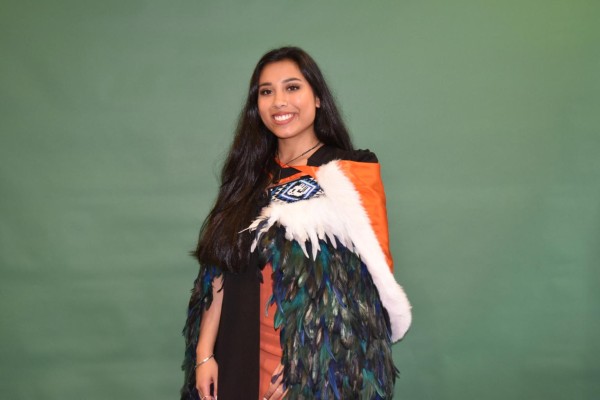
[316,97,321,108]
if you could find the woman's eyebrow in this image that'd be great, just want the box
[258,77,302,87]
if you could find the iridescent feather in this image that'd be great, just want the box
[257,224,398,399]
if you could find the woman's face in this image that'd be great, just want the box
[257,60,320,144]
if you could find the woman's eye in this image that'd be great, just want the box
[287,85,300,91]
[259,89,272,96]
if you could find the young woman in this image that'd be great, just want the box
[181,47,411,400]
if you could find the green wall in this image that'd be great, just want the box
[1,1,598,398]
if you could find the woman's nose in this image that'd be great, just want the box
[273,91,288,108]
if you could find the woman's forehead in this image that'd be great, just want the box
[259,60,304,84]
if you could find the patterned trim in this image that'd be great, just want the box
[268,176,324,204]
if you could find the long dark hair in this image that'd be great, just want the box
[193,46,354,272]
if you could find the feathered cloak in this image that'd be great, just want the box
[181,149,411,399]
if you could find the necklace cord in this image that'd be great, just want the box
[277,141,322,166]
[272,142,322,185]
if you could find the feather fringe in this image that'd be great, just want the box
[258,225,398,399]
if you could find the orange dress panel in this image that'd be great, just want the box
[259,263,282,399]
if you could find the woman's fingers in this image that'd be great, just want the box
[265,385,287,400]
[196,373,212,398]
[263,363,285,400]
[195,359,218,399]
[197,382,212,399]
[265,384,286,400]
[277,388,289,400]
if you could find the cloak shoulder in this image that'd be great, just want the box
[250,156,412,341]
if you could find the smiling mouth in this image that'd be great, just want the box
[273,113,294,123]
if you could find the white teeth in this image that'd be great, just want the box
[274,113,293,122]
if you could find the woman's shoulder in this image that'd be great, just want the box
[308,145,378,166]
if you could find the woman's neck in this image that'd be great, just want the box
[277,137,322,166]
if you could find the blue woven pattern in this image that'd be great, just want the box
[269,176,324,203]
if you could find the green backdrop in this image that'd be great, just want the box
[1,1,598,399]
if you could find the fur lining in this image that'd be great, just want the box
[249,160,412,341]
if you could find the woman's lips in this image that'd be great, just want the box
[272,113,295,125]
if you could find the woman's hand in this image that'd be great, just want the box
[195,358,218,399]
[194,275,223,399]
[262,363,287,400]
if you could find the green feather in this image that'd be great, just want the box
[254,224,398,399]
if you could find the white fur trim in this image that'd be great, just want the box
[249,161,412,341]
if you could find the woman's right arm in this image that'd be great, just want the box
[195,274,224,398]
